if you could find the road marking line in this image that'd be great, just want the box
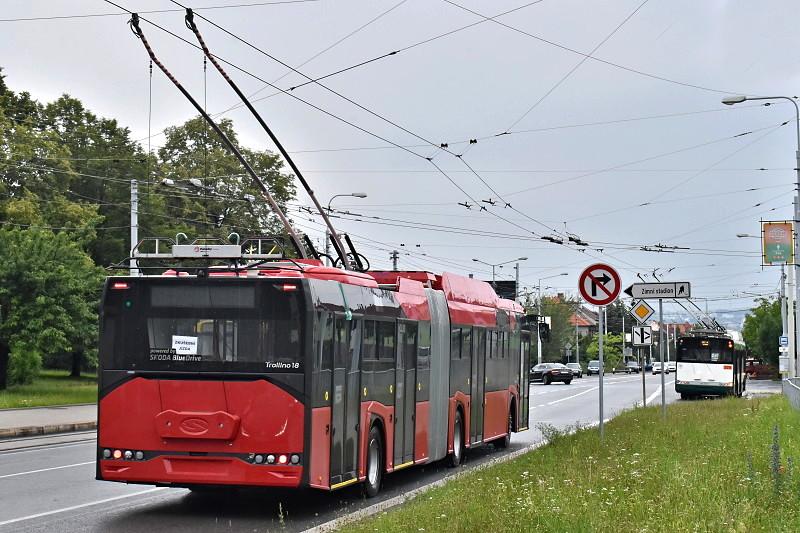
[0,461,95,479]
[0,488,166,527]
[545,386,598,406]
[646,379,676,405]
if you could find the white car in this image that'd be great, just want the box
[667,361,677,373]
[652,361,669,375]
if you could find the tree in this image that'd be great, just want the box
[0,228,103,388]
[586,333,624,371]
[528,295,578,362]
[157,116,297,243]
[742,297,781,366]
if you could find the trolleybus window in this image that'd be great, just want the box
[677,337,733,363]
[101,281,304,372]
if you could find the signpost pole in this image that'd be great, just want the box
[641,346,646,406]
[659,300,666,418]
[598,306,604,442]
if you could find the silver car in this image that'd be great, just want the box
[566,362,583,378]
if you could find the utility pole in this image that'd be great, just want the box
[575,298,580,365]
[130,179,139,276]
[390,250,399,271]
[514,262,520,300]
[659,300,666,419]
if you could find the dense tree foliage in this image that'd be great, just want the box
[586,333,624,371]
[0,68,298,387]
[742,297,781,366]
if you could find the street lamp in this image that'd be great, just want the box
[471,256,528,282]
[725,94,799,376]
[325,193,367,265]
[533,272,569,365]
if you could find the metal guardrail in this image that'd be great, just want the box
[783,378,800,410]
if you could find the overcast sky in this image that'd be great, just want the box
[3,0,800,322]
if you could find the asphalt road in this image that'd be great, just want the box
[0,373,720,532]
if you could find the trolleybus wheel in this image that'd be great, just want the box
[494,408,513,449]
[447,409,464,467]
[364,425,383,498]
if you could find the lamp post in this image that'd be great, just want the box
[325,192,367,265]
[533,272,569,365]
[725,94,799,376]
[471,256,528,282]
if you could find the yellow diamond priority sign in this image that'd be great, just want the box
[630,300,655,324]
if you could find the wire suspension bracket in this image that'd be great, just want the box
[127,12,308,260]
[183,8,354,271]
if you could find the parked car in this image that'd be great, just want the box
[587,360,601,376]
[566,362,583,378]
[666,361,676,373]
[531,363,573,385]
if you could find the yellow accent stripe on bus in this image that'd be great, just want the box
[330,477,359,490]
[393,461,414,471]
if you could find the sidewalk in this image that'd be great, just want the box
[0,404,97,438]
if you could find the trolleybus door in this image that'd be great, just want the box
[470,328,485,444]
[394,322,417,467]
[520,331,531,430]
[329,316,360,486]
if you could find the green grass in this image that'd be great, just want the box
[351,395,800,532]
[0,369,97,409]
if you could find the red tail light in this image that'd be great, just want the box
[112,282,129,290]
[276,284,298,292]
[723,365,732,370]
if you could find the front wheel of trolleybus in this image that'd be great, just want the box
[363,425,384,498]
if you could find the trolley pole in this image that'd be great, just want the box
[130,179,139,276]
[659,300,666,418]
[390,250,399,271]
[598,307,604,442]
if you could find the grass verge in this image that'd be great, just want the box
[0,369,97,409]
[350,395,800,532]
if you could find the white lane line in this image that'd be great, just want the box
[0,461,94,479]
[545,386,598,406]
[0,488,166,527]
[646,380,676,405]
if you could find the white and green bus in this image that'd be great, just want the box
[675,330,746,400]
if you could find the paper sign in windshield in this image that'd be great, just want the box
[172,335,198,355]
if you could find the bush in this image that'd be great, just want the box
[8,341,41,386]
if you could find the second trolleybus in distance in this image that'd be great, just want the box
[675,330,746,400]
[96,241,531,496]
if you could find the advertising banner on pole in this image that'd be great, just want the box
[762,221,794,265]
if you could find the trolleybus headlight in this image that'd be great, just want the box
[113,449,123,460]
[278,454,288,465]
[290,454,300,465]
[135,451,144,461]
[102,449,112,459]
[124,450,133,460]
[254,454,265,464]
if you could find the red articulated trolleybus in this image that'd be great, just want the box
[96,239,531,496]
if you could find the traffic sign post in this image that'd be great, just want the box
[632,326,653,346]
[623,282,691,299]
[780,335,789,347]
[630,300,655,324]
[578,263,621,443]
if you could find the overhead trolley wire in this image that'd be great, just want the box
[443,0,748,101]
[498,0,651,131]
[0,1,322,22]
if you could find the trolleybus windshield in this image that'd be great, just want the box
[101,280,304,373]
[677,337,733,364]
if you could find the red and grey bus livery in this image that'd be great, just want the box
[97,263,531,495]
